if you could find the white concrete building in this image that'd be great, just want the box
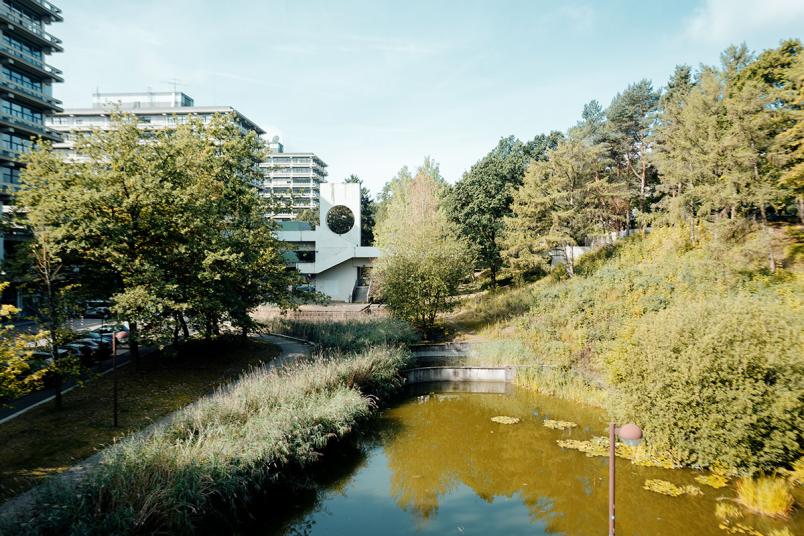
[277,182,379,302]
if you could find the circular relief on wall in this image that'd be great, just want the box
[326,205,355,235]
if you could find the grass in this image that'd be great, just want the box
[0,336,279,503]
[736,477,796,519]
[1,345,411,535]
[265,317,418,352]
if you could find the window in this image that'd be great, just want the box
[1,133,33,152]
[0,165,20,184]
[3,34,43,60]
[292,157,310,164]
[2,66,42,91]
[1,100,43,123]
[292,167,312,173]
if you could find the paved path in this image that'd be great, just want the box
[0,333,313,519]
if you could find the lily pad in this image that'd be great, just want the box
[491,416,520,425]
[543,419,578,430]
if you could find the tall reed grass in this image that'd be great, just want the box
[2,345,412,535]
[266,317,418,352]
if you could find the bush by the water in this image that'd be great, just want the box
[1,345,411,535]
[267,317,418,352]
[472,225,804,473]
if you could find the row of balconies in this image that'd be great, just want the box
[1,74,62,110]
[17,0,63,22]
[0,3,63,51]
[0,42,63,81]
[0,110,60,139]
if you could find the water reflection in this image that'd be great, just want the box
[273,385,801,536]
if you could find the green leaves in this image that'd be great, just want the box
[374,159,472,333]
[17,113,296,345]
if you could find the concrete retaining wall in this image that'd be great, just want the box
[405,366,515,385]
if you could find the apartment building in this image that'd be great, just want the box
[261,140,327,220]
[47,91,265,159]
[0,0,63,273]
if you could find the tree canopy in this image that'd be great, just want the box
[17,113,299,354]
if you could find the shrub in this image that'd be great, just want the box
[735,476,795,518]
[608,295,803,472]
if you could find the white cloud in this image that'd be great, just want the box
[684,0,804,43]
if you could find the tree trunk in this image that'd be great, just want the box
[564,245,575,278]
[640,158,646,217]
[172,315,180,346]
[760,206,776,274]
[179,315,190,340]
[798,195,804,225]
[689,214,696,243]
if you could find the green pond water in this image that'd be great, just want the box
[261,383,801,536]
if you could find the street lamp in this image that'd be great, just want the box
[609,421,643,536]
[111,329,126,427]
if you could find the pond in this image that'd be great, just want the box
[259,383,801,536]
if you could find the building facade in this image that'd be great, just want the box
[277,182,379,302]
[0,0,63,269]
[47,91,265,160]
[261,142,327,220]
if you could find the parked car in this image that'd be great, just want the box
[85,331,115,346]
[92,324,129,343]
[61,341,99,365]
[72,338,110,360]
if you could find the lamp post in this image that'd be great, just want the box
[111,330,118,427]
[609,421,643,536]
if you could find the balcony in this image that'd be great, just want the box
[0,111,60,139]
[15,0,63,22]
[0,43,63,81]
[1,75,62,111]
[0,4,63,52]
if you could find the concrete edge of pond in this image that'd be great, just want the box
[405,366,516,384]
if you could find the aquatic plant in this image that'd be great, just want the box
[642,479,702,497]
[542,419,578,430]
[735,476,795,519]
[714,500,797,536]
[695,473,730,489]
[491,416,520,424]
[555,436,679,469]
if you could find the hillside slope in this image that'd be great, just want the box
[455,225,803,472]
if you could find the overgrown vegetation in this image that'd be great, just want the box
[464,226,803,473]
[266,317,418,352]
[736,477,796,519]
[1,344,412,534]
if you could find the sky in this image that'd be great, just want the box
[53,0,803,195]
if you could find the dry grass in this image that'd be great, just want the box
[736,476,795,518]
[0,337,279,503]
